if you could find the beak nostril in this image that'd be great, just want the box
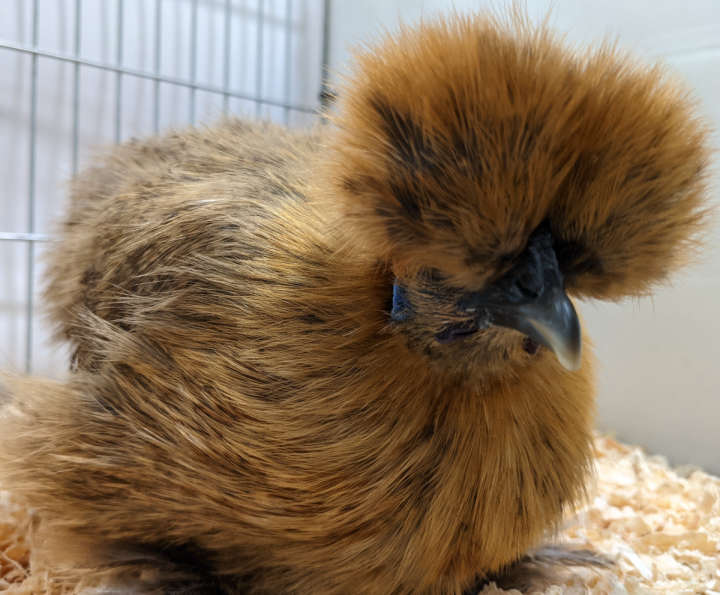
[523,336,541,355]
[515,270,542,299]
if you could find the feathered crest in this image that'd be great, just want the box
[322,11,712,299]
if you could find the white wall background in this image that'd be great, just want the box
[328,0,720,474]
[0,1,718,473]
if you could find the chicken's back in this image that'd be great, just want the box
[2,118,428,593]
[45,119,324,367]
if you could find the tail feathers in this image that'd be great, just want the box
[471,544,613,593]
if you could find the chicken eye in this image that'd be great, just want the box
[421,268,447,284]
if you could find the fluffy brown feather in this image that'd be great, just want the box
[0,12,711,594]
[326,14,710,299]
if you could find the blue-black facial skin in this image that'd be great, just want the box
[389,221,575,349]
[390,280,413,323]
[391,276,486,342]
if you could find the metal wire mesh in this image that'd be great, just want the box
[0,0,330,374]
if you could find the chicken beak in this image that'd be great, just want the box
[487,285,582,371]
[457,222,582,371]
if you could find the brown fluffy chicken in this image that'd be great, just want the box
[0,13,711,595]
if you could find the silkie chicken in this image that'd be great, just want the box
[0,12,711,595]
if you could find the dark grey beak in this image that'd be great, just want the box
[486,285,582,371]
[458,224,582,371]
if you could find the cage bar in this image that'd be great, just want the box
[72,0,82,174]
[255,0,264,118]
[115,0,124,143]
[223,0,232,114]
[0,41,317,113]
[189,0,198,123]
[153,0,162,132]
[284,0,292,125]
[0,0,327,375]
[25,0,40,372]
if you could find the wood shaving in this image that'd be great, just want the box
[483,435,720,594]
[0,491,31,591]
[2,435,719,594]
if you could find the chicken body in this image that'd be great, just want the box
[0,14,709,595]
[0,121,594,593]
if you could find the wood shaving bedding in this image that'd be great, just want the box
[2,435,719,594]
[0,491,32,591]
[482,435,720,594]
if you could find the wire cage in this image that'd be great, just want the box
[0,0,330,376]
